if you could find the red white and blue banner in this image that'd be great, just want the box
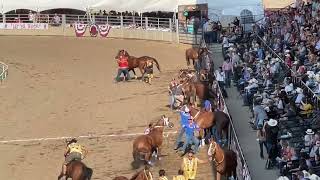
[74,23,111,38]
[98,24,112,37]
[74,23,87,37]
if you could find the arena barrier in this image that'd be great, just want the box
[215,83,252,180]
[0,13,179,42]
[0,61,8,83]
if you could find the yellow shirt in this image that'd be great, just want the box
[173,175,186,180]
[301,103,313,114]
[182,157,198,180]
[159,176,168,180]
[68,143,83,154]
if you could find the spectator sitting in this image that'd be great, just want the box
[305,129,315,148]
[295,87,305,106]
[299,98,313,117]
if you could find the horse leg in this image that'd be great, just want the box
[217,172,222,180]
[216,126,223,145]
[145,152,153,165]
[131,69,138,79]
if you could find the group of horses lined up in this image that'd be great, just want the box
[59,47,239,180]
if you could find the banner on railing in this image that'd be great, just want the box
[0,23,48,30]
[74,23,111,38]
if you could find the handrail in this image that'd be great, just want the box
[216,83,252,180]
[0,61,8,82]
[255,35,320,103]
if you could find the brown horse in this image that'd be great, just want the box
[113,166,153,180]
[132,116,173,168]
[189,106,229,144]
[115,50,161,78]
[208,139,237,180]
[185,47,208,66]
[57,161,93,180]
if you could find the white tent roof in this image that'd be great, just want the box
[1,0,263,15]
[1,0,184,13]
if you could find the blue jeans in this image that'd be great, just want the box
[175,127,185,148]
[180,135,200,153]
[115,68,130,82]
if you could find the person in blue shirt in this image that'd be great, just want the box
[174,105,191,150]
[179,118,200,155]
[203,100,212,112]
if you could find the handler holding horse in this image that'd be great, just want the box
[115,51,130,82]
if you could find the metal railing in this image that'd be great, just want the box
[1,13,174,31]
[202,40,251,179]
[0,61,8,83]
[255,35,320,109]
[216,84,252,180]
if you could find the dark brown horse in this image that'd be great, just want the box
[115,50,161,78]
[58,161,93,180]
[113,166,153,180]
[185,47,208,66]
[132,116,173,168]
[189,106,229,144]
[208,139,237,180]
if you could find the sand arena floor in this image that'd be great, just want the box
[0,36,213,180]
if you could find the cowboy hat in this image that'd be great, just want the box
[296,87,303,94]
[267,119,278,127]
[306,129,315,135]
[277,176,289,180]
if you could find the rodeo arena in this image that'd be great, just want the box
[2,0,320,180]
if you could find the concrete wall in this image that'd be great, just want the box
[0,26,179,42]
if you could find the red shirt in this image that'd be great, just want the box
[118,56,129,69]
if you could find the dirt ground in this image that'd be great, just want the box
[0,36,213,180]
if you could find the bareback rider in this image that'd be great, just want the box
[115,53,130,82]
[60,138,88,179]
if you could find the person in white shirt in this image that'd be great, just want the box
[245,78,259,93]
[215,67,225,89]
[285,83,294,94]
[222,35,229,57]
[295,87,305,105]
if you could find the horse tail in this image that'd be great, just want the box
[151,58,161,72]
[85,167,93,180]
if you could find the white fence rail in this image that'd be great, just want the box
[0,14,174,32]
[0,61,8,83]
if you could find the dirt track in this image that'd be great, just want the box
[0,36,213,180]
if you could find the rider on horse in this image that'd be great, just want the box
[115,52,130,82]
[144,123,153,134]
[61,138,88,180]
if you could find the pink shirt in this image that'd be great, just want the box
[222,62,233,71]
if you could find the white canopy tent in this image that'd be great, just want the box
[0,0,211,13]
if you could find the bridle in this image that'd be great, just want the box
[210,141,225,166]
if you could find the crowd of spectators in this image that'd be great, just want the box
[220,0,320,179]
